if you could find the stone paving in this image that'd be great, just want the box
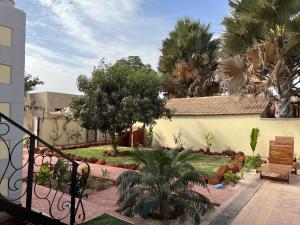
[231,175,300,225]
[208,174,263,225]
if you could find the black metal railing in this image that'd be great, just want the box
[0,112,90,225]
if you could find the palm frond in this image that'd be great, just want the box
[173,170,208,190]
[285,15,300,53]
[116,147,210,223]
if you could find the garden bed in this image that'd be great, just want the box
[62,145,234,177]
[32,174,115,196]
[35,164,116,195]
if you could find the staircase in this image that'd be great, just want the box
[0,112,90,225]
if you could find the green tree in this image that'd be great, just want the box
[219,0,300,118]
[71,56,170,153]
[117,148,212,224]
[24,73,44,95]
[24,73,44,111]
[159,18,220,98]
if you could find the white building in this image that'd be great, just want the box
[0,0,26,200]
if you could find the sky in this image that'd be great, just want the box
[16,0,230,94]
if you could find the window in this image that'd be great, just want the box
[0,25,12,47]
[0,102,10,117]
[0,64,11,84]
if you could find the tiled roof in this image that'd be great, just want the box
[166,95,269,116]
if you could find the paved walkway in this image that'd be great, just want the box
[231,175,300,225]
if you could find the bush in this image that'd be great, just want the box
[117,148,212,224]
[243,154,261,171]
[224,171,241,184]
[53,159,70,182]
[36,162,53,185]
[173,131,185,150]
[202,132,214,151]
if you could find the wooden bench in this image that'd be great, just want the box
[257,136,296,183]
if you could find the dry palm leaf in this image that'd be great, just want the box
[246,48,260,73]
[261,41,278,66]
[173,60,199,81]
[218,55,249,94]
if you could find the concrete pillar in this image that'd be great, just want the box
[0,0,26,201]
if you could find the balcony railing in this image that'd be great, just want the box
[0,112,90,225]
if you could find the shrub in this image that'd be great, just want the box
[244,154,261,171]
[202,132,214,151]
[224,171,241,184]
[101,168,110,178]
[36,162,53,185]
[117,148,212,224]
[173,131,185,150]
[53,159,70,182]
[250,128,260,156]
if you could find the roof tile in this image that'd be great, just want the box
[166,95,268,116]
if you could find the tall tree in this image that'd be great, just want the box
[71,56,170,153]
[24,74,44,111]
[159,18,220,98]
[24,74,44,95]
[219,0,300,118]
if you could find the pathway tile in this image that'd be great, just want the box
[231,175,300,225]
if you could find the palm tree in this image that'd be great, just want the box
[159,18,220,98]
[117,148,212,225]
[219,0,300,118]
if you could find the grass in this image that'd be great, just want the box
[63,145,232,177]
[189,154,232,177]
[82,214,133,225]
[63,145,151,165]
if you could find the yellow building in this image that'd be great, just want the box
[154,96,300,157]
[24,91,109,146]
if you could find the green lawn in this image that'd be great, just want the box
[189,154,232,177]
[63,145,151,165]
[82,214,133,225]
[63,145,232,176]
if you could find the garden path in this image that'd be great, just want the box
[231,175,300,225]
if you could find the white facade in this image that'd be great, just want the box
[0,0,26,200]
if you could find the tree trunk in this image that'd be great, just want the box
[110,131,118,153]
[276,71,293,118]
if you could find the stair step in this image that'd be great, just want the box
[0,212,31,225]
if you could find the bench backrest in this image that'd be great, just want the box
[275,136,294,147]
[269,137,294,165]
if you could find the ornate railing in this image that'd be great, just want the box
[0,112,90,225]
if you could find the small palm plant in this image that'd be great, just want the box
[250,128,260,157]
[117,147,212,224]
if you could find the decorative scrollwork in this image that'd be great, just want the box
[0,114,90,225]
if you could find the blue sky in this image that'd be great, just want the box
[16,0,230,94]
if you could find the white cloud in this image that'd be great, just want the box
[25,0,171,93]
